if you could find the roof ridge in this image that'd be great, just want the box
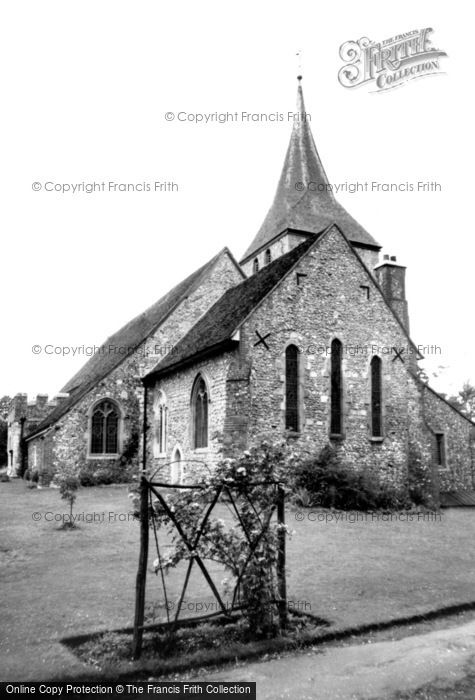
[27,248,235,439]
[145,224,428,383]
[145,236,318,381]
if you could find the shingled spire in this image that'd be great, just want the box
[241,77,380,269]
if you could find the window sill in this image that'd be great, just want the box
[369,437,384,443]
[193,447,209,453]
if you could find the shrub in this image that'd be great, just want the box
[78,461,135,486]
[120,431,139,465]
[407,443,434,507]
[292,486,313,508]
[38,469,54,488]
[291,445,410,511]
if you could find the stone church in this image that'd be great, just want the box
[8,80,474,503]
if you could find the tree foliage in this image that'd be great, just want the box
[442,381,475,421]
[56,467,80,527]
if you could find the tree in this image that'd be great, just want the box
[446,381,475,421]
[0,397,12,467]
[0,420,7,467]
[57,467,80,528]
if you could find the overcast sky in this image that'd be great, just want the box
[2,0,473,401]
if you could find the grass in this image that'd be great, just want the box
[287,507,475,629]
[1,479,475,681]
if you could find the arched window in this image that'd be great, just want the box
[371,356,383,437]
[435,433,446,466]
[265,249,271,265]
[192,375,208,449]
[330,339,343,435]
[90,400,119,455]
[253,258,259,273]
[285,344,300,432]
[153,390,167,455]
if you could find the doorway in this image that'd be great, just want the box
[170,447,182,485]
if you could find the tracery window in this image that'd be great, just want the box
[153,390,168,454]
[90,400,119,454]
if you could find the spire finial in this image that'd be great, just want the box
[296,49,303,81]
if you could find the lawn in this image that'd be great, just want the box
[1,479,475,681]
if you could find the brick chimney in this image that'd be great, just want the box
[53,393,69,406]
[36,394,49,410]
[375,255,410,332]
[7,394,28,478]
[10,393,28,421]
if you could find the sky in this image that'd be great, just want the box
[1,0,473,401]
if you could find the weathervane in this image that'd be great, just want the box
[296,49,303,81]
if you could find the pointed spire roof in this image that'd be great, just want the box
[241,78,380,262]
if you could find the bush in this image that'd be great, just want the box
[291,445,410,511]
[39,469,54,487]
[407,444,434,507]
[151,441,291,640]
[292,486,313,508]
[78,461,135,486]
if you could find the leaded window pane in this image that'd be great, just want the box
[194,378,208,448]
[90,400,119,454]
[371,356,382,437]
[331,339,343,435]
[285,345,299,431]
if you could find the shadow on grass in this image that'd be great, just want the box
[57,523,80,531]
[61,610,330,681]
[57,600,475,684]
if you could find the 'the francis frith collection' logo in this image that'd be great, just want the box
[338,28,447,92]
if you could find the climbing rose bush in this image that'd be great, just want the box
[150,441,295,638]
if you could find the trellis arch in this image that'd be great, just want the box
[132,461,287,658]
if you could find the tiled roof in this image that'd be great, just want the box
[145,236,318,381]
[26,249,238,438]
[241,82,379,262]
